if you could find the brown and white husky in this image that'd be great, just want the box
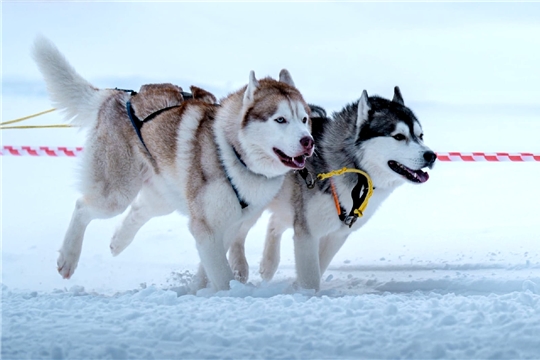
[32,36,313,291]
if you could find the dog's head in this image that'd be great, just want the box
[238,70,314,178]
[350,87,436,188]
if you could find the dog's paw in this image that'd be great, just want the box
[109,233,130,257]
[230,259,249,284]
[259,258,279,282]
[228,244,249,284]
[189,274,208,294]
[57,251,78,279]
[109,242,125,257]
[233,267,249,284]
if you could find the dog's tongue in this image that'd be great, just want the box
[292,155,306,168]
[413,169,429,183]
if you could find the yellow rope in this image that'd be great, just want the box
[0,124,73,130]
[318,167,354,181]
[0,108,77,130]
[317,167,374,219]
[0,108,57,126]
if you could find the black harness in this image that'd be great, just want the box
[223,146,249,209]
[126,100,167,156]
[119,88,191,156]
[120,88,249,209]
[338,173,370,227]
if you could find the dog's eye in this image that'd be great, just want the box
[302,117,308,124]
[393,134,406,141]
[275,117,287,124]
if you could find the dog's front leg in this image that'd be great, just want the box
[227,211,263,284]
[190,218,234,291]
[293,226,321,291]
[318,231,350,276]
[189,263,209,293]
[259,211,290,281]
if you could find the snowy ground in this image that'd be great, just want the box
[3,2,540,359]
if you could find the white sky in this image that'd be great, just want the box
[3,2,540,107]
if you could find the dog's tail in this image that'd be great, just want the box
[32,36,107,127]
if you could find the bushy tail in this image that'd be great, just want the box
[32,36,106,127]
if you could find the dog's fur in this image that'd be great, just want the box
[32,36,313,291]
[239,88,435,290]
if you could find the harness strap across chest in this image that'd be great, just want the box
[225,146,249,209]
[300,167,374,228]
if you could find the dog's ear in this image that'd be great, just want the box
[243,71,259,104]
[356,90,371,129]
[309,104,326,119]
[392,86,404,105]
[278,69,295,87]
[190,86,217,104]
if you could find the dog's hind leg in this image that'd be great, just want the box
[59,144,145,278]
[228,211,263,284]
[259,212,289,281]
[318,232,349,276]
[58,194,134,279]
[110,181,175,256]
[57,197,94,279]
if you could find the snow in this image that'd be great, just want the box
[3,285,539,359]
[3,2,540,359]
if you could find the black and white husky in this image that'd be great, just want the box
[248,88,436,290]
[32,37,314,291]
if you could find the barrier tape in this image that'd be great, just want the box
[1,146,540,161]
[1,146,83,157]
[436,152,540,162]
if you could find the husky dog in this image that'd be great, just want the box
[253,88,436,290]
[32,37,313,291]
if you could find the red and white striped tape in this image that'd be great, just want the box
[1,146,540,162]
[436,152,540,162]
[1,146,83,157]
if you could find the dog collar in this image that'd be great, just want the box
[300,167,374,228]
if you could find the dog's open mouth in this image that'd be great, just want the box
[274,148,307,169]
[388,160,429,183]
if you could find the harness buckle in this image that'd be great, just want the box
[299,168,317,189]
[343,215,358,228]
[305,172,316,189]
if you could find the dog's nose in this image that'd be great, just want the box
[423,150,437,164]
[300,136,314,151]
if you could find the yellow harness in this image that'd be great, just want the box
[300,167,374,228]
